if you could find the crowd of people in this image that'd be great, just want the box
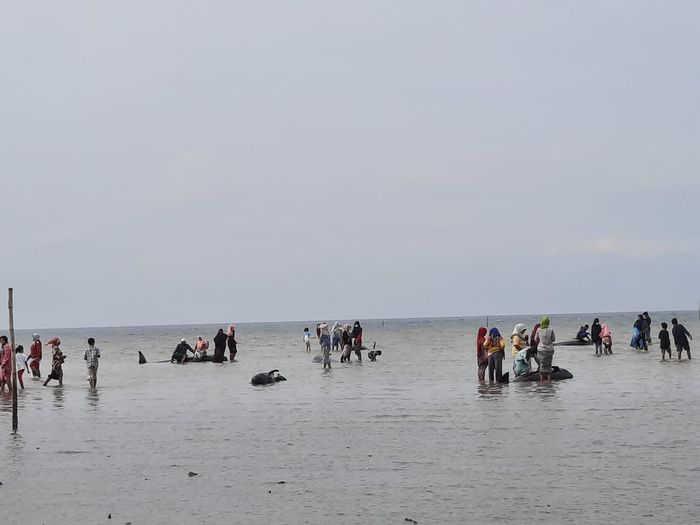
[170,325,237,363]
[303,321,365,369]
[0,333,101,392]
[476,314,695,383]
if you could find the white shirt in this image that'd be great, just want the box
[16,353,28,371]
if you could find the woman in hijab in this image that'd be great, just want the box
[476,327,488,381]
[483,327,506,382]
[213,328,227,363]
[510,323,529,374]
[351,321,363,361]
[600,323,613,355]
[226,325,237,361]
[591,318,603,356]
[535,317,556,383]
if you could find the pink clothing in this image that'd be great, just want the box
[600,324,610,338]
[226,325,235,337]
[0,344,11,382]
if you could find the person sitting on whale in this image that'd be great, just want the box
[171,338,195,363]
[513,347,531,377]
[575,324,590,342]
[194,336,209,360]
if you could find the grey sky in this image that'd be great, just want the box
[1,1,698,328]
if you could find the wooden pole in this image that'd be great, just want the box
[9,288,18,433]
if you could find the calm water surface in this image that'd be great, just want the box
[1,311,699,524]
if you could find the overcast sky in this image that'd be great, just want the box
[1,1,698,328]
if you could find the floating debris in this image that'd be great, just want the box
[188,471,198,477]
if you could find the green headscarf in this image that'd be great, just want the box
[540,316,550,329]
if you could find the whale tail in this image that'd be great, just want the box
[498,372,510,384]
[138,351,147,364]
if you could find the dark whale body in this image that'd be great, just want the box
[251,370,287,386]
[512,366,573,382]
[138,351,227,364]
[554,340,593,347]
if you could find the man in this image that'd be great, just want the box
[84,337,101,388]
[29,333,42,378]
[171,338,194,363]
[671,318,693,360]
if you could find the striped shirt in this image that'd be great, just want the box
[84,346,101,368]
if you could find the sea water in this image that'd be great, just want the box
[1,311,699,524]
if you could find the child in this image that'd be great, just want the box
[600,324,613,355]
[303,328,311,352]
[43,339,65,386]
[658,322,671,361]
[15,345,28,389]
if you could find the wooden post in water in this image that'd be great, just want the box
[8,288,18,432]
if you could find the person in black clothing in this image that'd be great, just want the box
[643,312,652,345]
[351,321,363,361]
[171,338,194,363]
[633,315,648,351]
[576,325,590,342]
[227,325,237,362]
[671,318,693,360]
[591,318,603,355]
[213,329,227,363]
[340,325,353,362]
[658,322,672,361]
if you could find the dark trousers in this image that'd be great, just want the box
[488,351,503,382]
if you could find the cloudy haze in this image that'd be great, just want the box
[1,1,698,328]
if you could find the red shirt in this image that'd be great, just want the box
[30,340,42,360]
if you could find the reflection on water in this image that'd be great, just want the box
[51,385,65,409]
[86,388,99,410]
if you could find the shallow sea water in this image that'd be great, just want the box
[1,311,699,524]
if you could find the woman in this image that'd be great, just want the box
[213,328,227,363]
[591,318,603,355]
[476,327,488,381]
[535,317,555,383]
[483,327,506,382]
[600,323,613,355]
[318,322,332,369]
[510,323,529,374]
[340,325,353,362]
[351,321,363,361]
[0,336,12,393]
[43,339,65,387]
[226,325,237,361]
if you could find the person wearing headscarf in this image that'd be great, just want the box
[643,312,653,345]
[476,327,488,381]
[213,328,227,363]
[591,318,603,355]
[0,336,12,393]
[43,338,65,386]
[331,322,342,352]
[351,321,363,361]
[510,323,529,358]
[483,327,506,382]
[318,322,332,369]
[600,323,613,355]
[535,317,555,382]
[29,332,43,378]
[340,324,353,362]
[226,325,237,361]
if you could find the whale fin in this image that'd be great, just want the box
[138,351,147,364]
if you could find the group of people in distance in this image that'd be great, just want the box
[628,312,693,360]
[0,333,101,392]
[170,325,237,363]
[476,317,557,384]
[303,321,364,369]
[574,318,613,355]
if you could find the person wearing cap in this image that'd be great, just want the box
[29,333,43,379]
[171,338,194,363]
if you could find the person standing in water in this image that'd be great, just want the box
[483,327,505,382]
[226,325,237,361]
[658,322,672,361]
[351,321,363,361]
[671,318,693,360]
[15,345,28,390]
[600,323,613,355]
[29,333,42,379]
[0,336,12,393]
[340,324,353,362]
[535,317,556,383]
[303,328,312,352]
[591,318,603,356]
[643,312,653,345]
[318,322,331,369]
[331,322,342,352]
[84,337,101,388]
[476,327,488,382]
[510,323,529,362]
[213,328,227,363]
[43,339,65,386]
